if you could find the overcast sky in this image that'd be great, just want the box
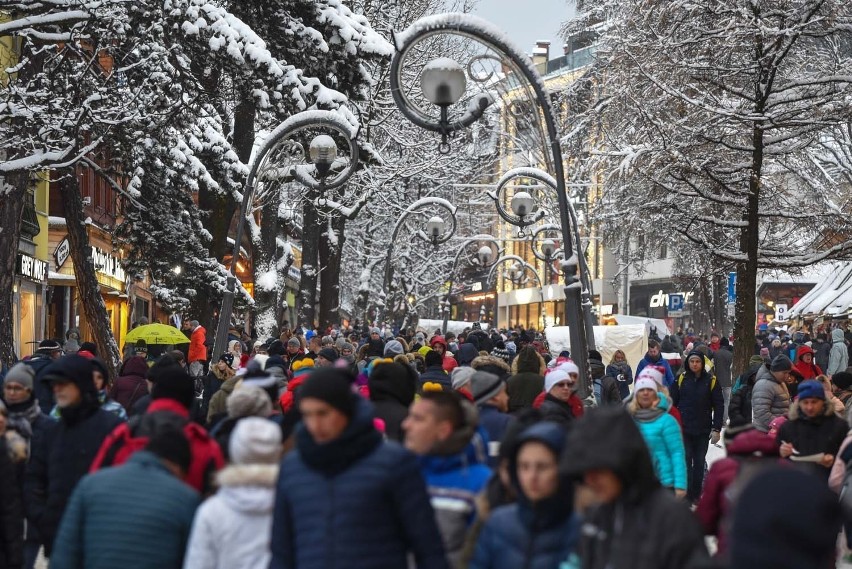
[472,0,576,58]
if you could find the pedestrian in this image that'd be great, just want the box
[751,354,793,432]
[315,347,338,368]
[814,333,831,373]
[833,371,852,413]
[184,418,282,569]
[828,328,849,377]
[670,350,724,503]
[695,424,781,558]
[537,366,584,427]
[50,427,200,569]
[470,423,580,569]
[777,379,847,480]
[713,338,734,423]
[270,368,449,569]
[403,391,492,567]
[25,355,124,557]
[188,320,207,379]
[90,364,224,495]
[470,371,515,467]
[112,354,150,413]
[563,406,709,569]
[368,361,417,442]
[626,374,686,498]
[506,346,545,412]
[205,355,239,426]
[635,339,676,388]
[0,430,23,569]
[420,350,452,390]
[728,355,765,427]
[792,345,822,380]
[605,349,633,400]
[728,468,840,569]
[23,339,63,414]
[590,350,621,406]
[430,335,458,373]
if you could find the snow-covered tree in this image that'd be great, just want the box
[564,0,852,371]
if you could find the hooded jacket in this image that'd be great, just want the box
[183,463,279,569]
[368,362,416,442]
[563,407,709,569]
[828,329,849,377]
[776,397,847,480]
[628,392,686,490]
[751,364,791,432]
[670,365,724,435]
[457,343,479,367]
[270,398,449,569]
[420,364,452,390]
[469,423,580,569]
[112,356,149,412]
[791,345,822,381]
[695,427,781,556]
[430,337,459,373]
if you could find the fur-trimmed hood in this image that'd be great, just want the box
[215,464,280,514]
[471,355,511,375]
[787,397,835,421]
[510,348,546,375]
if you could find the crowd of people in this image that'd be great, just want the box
[0,320,851,569]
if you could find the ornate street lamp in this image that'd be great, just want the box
[441,235,501,334]
[390,13,594,395]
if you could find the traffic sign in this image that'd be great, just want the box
[668,293,685,317]
[728,272,737,303]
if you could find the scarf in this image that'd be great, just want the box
[5,397,41,439]
[632,405,665,423]
[296,410,382,476]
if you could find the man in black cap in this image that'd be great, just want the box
[315,348,338,368]
[270,368,449,569]
[25,355,124,557]
[24,339,63,413]
[752,354,794,432]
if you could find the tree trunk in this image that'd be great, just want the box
[254,190,280,339]
[318,215,345,330]
[59,172,121,379]
[0,171,31,367]
[298,193,320,330]
[733,121,764,377]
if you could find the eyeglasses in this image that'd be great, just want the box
[3,384,27,392]
[553,382,574,389]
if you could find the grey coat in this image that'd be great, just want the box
[712,347,733,388]
[751,365,791,433]
[827,329,849,377]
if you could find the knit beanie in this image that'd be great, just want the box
[833,371,852,391]
[227,385,273,418]
[291,358,315,379]
[770,354,793,372]
[425,350,443,368]
[384,340,404,357]
[451,366,476,390]
[219,352,235,369]
[4,362,35,391]
[229,417,282,465]
[545,369,574,393]
[634,376,658,393]
[298,368,357,418]
[490,347,511,363]
[470,371,505,405]
[796,380,825,401]
[636,366,665,386]
[318,348,339,363]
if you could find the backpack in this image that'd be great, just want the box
[92,410,189,471]
[677,372,717,392]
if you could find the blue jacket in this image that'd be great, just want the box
[419,365,451,390]
[670,370,724,435]
[631,394,687,490]
[25,356,56,414]
[270,398,449,569]
[24,405,123,554]
[50,451,199,569]
[635,354,675,388]
[477,405,515,468]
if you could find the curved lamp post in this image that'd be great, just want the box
[390,13,593,395]
[441,234,501,334]
[487,255,544,329]
[212,110,360,362]
[379,197,458,326]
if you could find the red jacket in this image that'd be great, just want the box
[695,429,781,556]
[792,345,822,380]
[188,326,207,363]
[90,398,224,494]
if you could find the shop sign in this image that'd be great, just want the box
[91,246,125,281]
[54,237,70,269]
[17,253,47,282]
[287,265,301,281]
[649,290,694,309]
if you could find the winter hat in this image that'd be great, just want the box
[291,358,315,379]
[287,337,301,348]
[41,355,97,396]
[470,371,505,405]
[770,354,793,372]
[749,355,766,367]
[134,339,148,354]
[227,385,273,418]
[588,350,603,362]
[36,339,62,353]
[635,366,665,386]
[552,359,580,377]
[383,340,404,357]
[150,365,195,410]
[634,376,658,393]
[371,327,381,335]
[229,417,282,465]
[686,349,704,363]
[318,348,339,363]
[424,350,443,368]
[545,369,574,393]
[298,367,357,419]
[79,342,97,355]
[219,352,235,369]
[796,379,825,401]
[490,347,511,363]
[832,371,852,391]
[729,468,840,569]
[451,366,476,390]
[4,362,35,391]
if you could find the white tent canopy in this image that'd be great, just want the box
[784,262,852,320]
[607,314,670,338]
[545,325,649,371]
[417,319,490,336]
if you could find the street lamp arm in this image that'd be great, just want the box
[487,255,541,289]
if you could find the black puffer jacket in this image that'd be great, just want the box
[777,398,848,480]
[563,407,710,569]
[0,437,23,569]
[369,362,416,442]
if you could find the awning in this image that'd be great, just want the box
[785,263,852,320]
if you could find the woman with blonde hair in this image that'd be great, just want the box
[606,349,634,399]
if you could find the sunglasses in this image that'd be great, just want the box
[554,381,575,389]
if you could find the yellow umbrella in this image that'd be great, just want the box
[124,323,190,345]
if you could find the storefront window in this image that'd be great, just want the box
[20,290,36,358]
